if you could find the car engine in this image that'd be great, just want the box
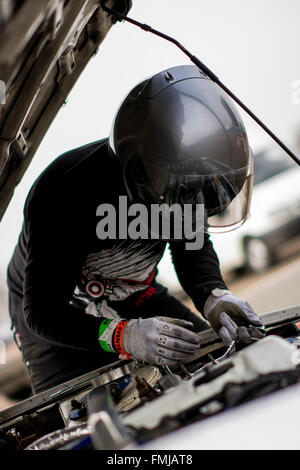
[0,305,300,450]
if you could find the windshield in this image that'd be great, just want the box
[253,147,294,186]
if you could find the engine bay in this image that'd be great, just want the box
[1,305,300,450]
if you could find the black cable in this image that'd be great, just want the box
[101,2,300,167]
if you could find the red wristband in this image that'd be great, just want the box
[113,320,128,355]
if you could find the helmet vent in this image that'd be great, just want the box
[164,71,174,82]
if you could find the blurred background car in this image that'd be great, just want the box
[157,146,300,293]
[211,146,300,273]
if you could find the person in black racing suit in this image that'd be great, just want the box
[7,66,264,394]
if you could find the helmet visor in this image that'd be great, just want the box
[142,153,253,234]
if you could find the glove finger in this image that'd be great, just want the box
[171,319,195,329]
[156,348,192,362]
[218,326,235,347]
[248,325,266,339]
[158,335,200,354]
[154,356,181,366]
[161,322,201,345]
[236,326,253,344]
[239,302,263,326]
[159,349,193,361]
[219,313,238,340]
[157,317,195,329]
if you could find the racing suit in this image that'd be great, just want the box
[7,138,228,393]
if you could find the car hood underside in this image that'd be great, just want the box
[0,0,132,221]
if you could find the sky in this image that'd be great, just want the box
[0,0,300,270]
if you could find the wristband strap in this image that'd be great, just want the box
[98,319,120,352]
[113,320,128,355]
[211,288,231,298]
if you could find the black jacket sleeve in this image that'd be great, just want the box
[169,233,228,313]
[22,184,105,352]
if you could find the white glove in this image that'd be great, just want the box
[121,316,201,366]
[204,289,265,346]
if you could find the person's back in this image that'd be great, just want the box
[7,138,210,393]
[7,138,168,331]
[6,65,263,394]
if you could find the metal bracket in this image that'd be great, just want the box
[16,131,28,155]
[57,46,75,81]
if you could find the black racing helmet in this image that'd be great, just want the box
[109,65,253,233]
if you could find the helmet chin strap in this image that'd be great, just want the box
[101,1,300,168]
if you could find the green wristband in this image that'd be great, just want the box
[98,319,116,352]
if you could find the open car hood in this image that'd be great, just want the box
[0,0,132,221]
